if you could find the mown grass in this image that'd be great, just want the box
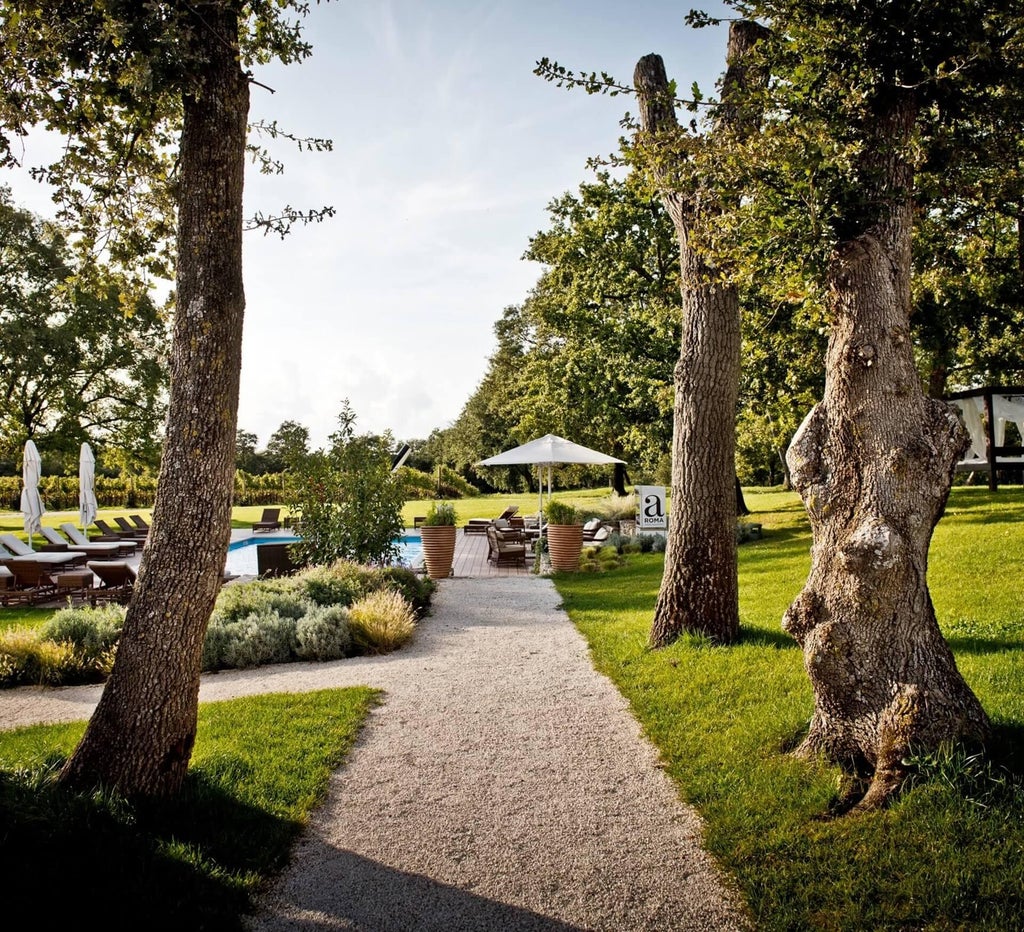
[3,485,1021,928]
[0,687,378,929]
[552,485,1024,931]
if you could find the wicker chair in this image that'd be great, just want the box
[485,525,528,567]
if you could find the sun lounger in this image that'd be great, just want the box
[465,505,519,535]
[88,560,137,605]
[93,518,144,542]
[0,534,86,567]
[61,523,138,556]
[252,508,282,532]
[40,526,123,559]
[113,516,148,538]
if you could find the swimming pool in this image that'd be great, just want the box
[224,533,423,577]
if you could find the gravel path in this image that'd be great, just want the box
[0,575,751,931]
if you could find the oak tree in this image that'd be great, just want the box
[632,21,768,646]
[0,0,330,798]
[724,0,1001,808]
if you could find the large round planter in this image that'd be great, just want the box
[547,523,584,572]
[420,525,457,580]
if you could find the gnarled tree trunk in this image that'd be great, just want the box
[783,91,990,810]
[60,2,248,798]
[635,21,767,646]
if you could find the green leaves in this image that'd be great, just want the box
[0,189,170,466]
[286,401,405,567]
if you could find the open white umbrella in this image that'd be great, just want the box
[477,434,625,521]
[79,442,98,532]
[20,439,45,548]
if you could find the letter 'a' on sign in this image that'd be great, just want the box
[636,485,667,530]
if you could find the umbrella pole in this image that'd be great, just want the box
[547,465,552,525]
[537,466,543,524]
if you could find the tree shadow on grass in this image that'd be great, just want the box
[987,722,1024,777]
[738,626,798,649]
[946,634,1024,656]
[0,765,297,930]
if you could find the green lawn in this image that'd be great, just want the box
[552,484,1024,931]
[0,688,378,929]
[1,485,1021,929]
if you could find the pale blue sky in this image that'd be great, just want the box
[5,0,730,449]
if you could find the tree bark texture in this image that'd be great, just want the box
[784,92,990,810]
[637,22,766,647]
[60,3,249,798]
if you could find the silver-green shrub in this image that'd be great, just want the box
[215,612,298,670]
[41,604,126,659]
[213,580,308,622]
[295,604,352,661]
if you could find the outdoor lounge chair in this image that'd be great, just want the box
[94,518,145,542]
[583,525,611,546]
[129,514,150,532]
[485,525,528,567]
[88,560,137,605]
[252,508,282,532]
[40,526,123,559]
[465,505,519,535]
[0,534,86,567]
[581,518,607,541]
[2,559,59,605]
[61,523,138,556]
[113,516,148,538]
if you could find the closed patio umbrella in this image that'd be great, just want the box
[79,442,98,532]
[20,439,45,549]
[477,434,625,522]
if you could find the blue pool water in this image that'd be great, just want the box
[225,533,423,577]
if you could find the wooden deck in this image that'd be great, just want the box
[450,528,534,578]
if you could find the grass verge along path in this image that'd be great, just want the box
[551,486,1024,931]
[0,687,378,930]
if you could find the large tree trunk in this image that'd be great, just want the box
[60,3,248,798]
[783,91,990,811]
[636,21,766,647]
[650,272,742,645]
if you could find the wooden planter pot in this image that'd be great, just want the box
[547,524,584,572]
[420,525,457,580]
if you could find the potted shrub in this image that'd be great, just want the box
[544,499,583,572]
[419,500,457,580]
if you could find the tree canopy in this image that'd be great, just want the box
[442,172,681,487]
[0,187,169,471]
[0,0,333,799]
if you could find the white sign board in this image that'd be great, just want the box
[636,485,667,530]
